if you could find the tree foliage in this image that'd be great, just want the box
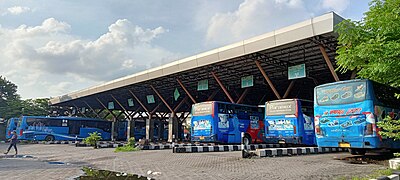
[336,0,400,88]
[0,76,50,119]
[336,0,400,140]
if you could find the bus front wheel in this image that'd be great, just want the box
[349,148,366,155]
[45,135,55,141]
[243,135,251,145]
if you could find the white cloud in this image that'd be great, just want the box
[321,0,350,13]
[0,18,177,98]
[4,6,31,15]
[205,0,311,46]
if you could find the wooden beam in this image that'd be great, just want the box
[319,44,340,82]
[150,85,174,113]
[211,71,235,103]
[236,88,249,104]
[283,81,295,99]
[207,90,219,101]
[128,90,150,113]
[255,60,281,99]
[176,78,197,103]
[73,104,87,118]
[96,97,117,119]
[174,96,188,112]
[83,101,101,119]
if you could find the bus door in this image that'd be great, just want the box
[68,120,81,135]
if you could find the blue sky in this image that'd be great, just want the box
[0,0,371,99]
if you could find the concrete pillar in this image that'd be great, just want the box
[131,120,135,140]
[126,116,132,140]
[174,116,179,141]
[158,120,163,141]
[111,119,115,141]
[146,116,154,141]
[168,112,175,142]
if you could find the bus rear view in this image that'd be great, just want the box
[314,79,380,155]
[265,99,315,146]
[191,102,214,142]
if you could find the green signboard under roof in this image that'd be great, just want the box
[288,64,306,80]
[108,102,115,109]
[127,98,134,107]
[197,79,208,91]
[241,75,254,88]
[174,88,180,101]
[147,95,155,104]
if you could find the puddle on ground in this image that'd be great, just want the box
[75,167,153,180]
[47,161,66,165]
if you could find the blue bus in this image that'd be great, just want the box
[5,118,20,139]
[16,116,112,141]
[191,101,265,145]
[314,79,400,155]
[264,99,315,146]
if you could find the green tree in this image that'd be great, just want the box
[0,76,50,119]
[335,0,400,140]
[336,0,400,88]
[0,76,22,119]
[21,98,50,116]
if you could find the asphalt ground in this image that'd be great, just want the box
[0,143,388,180]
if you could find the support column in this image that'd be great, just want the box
[146,115,154,140]
[255,60,281,99]
[177,78,197,103]
[236,88,249,104]
[168,112,175,143]
[283,81,295,99]
[127,115,132,140]
[83,101,101,119]
[319,44,340,82]
[211,71,235,103]
[111,117,116,141]
[157,120,163,141]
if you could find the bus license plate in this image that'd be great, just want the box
[200,136,204,140]
[339,142,350,148]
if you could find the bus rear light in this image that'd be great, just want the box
[19,129,23,136]
[293,125,297,134]
[7,130,11,136]
[315,125,322,135]
[366,124,374,135]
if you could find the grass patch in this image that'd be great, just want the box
[78,166,150,179]
[337,168,393,180]
[114,145,140,152]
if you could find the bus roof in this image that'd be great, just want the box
[265,98,313,104]
[315,79,368,89]
[194,101,259,107]
[20,116,108,121]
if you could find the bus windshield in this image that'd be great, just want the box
[316,81,367,105]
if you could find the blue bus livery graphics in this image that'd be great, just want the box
[191,101,265,144]
[16,116,112,141]
[265,99,315,146]
[5,118,20,139]
[314,79,400,153]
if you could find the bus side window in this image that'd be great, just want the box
[218,104,226,113]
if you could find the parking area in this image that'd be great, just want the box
[0,144,386,179]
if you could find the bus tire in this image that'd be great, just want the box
[45,135,55,141]
[243,135,251,145]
